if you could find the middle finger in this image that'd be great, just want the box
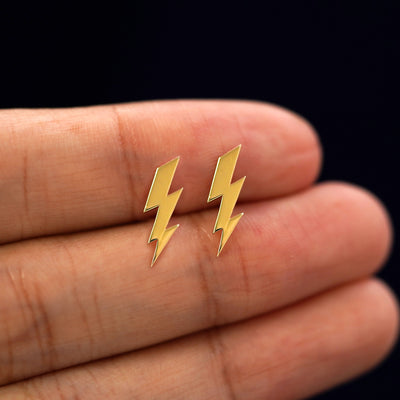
[0,182,391,385]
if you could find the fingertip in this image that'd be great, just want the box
[314,181,394,275]
[354,278,399,368]
[222,100,324,197]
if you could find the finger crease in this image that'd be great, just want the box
[207,328,238,400]
[111,105,138,220]
[32,281,58,371]
[21,152,30,238]
[194,215,220,327]
[5,264,50,371]
[58,238,95,358]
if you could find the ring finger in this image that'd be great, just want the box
[1,279,397,399]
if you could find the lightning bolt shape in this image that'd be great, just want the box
[144,157,183,266]
[208,145,246,256]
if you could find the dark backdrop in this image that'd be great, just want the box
[1,1,399,398]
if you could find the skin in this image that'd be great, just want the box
[0,100,397,399]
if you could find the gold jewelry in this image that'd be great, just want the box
[144,157,183,266]
[208,145,245,256]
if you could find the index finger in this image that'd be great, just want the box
[0,100,321,243]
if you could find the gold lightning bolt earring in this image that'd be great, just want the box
[208,145,246,256]
[144,157,183,267]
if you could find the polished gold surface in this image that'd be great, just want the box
[208,145,246,256]
[144,157,183,266]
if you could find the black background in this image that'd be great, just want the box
[1,1,399,398]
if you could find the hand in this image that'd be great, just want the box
[0,100,397,399]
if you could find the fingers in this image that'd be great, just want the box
[0,182,392,385]
[1,279,398,399]
[0,100,321,243]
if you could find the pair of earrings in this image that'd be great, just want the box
[144,145,245,266]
